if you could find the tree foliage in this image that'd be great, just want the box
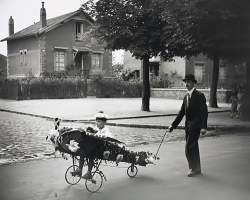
[82,0,250,112]
[159,0,250,60]
[82,0,176,111]
[156,0,250,107]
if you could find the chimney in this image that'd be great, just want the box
[9,16,14,36]
[40,2,46,28]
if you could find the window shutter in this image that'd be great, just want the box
[20,50,23,66]
[24,49,27,65]
[81,23,84,33]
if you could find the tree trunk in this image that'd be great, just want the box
[209,53,219,108]
[141,55,150,111]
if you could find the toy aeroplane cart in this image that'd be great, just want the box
[47,126,159,193]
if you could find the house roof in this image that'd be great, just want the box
[1,9,94,42]
[0,54,7,59]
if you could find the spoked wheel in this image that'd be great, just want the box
[65,165,81,185]
[127,165,138,177]
[85,172,103,193]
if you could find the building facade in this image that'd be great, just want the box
[123,51,185,87]
[1,2,112,79]
[124,51,240,89]
[186,54,243,89]
[0,54,7,79]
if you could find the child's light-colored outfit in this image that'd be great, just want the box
[237,92,244,111]
[93,126,113,138]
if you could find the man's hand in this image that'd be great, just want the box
[201,128,207,135]
[168,125,173,132]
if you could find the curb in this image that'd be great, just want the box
[1,108,249,130]
[106,123,250,130]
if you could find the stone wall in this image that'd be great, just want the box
[151,88,231,103]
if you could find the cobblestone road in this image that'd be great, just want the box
[0,112,188,165]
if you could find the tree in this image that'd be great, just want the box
[157,0,250,108]
[82,0,175,111]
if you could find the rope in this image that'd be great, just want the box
[155,130,169,157]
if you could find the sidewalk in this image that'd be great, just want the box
[0,98,249,129]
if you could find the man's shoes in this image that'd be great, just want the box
[70,169,82,177]
[82,172,92,180]
[187,168,201,177]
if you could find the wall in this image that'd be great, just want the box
[124,51,142,71]
[186,55,235,89]
[151,88,230,103]
[159,57,185,87]
[0,54,7,78]
[44,17,112,76]
[7,36,40,78]
[123,51,185,87]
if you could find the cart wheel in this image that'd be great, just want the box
[65,165,81,185]
[127,165,138,177]
[85,172,103,193]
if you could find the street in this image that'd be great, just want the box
[0,110,250,200]
[0,131,250,200]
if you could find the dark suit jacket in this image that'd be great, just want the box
[172,89,208,132]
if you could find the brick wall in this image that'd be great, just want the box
[151,88,231,103]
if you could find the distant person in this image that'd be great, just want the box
[168,74,208,177]
[228,88,238,118]
[237,87,244,119]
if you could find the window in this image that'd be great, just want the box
[219,66,227,84]
[20,50,23,66]
[91,53,101,72]
[194,62,205,84]
[20,49,28,66]
[75,22,84,40]
[54,51,65,71]
[149,63,159,76]
[24,49,27,65]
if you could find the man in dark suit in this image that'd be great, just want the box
[168,74,208,177]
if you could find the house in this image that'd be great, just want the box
[1,2,112,79]
[124,50,241,89]
[186,54,245,89]
[123,51,185,87]
[0,54,7,79]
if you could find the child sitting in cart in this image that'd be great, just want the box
[71,111,113,179]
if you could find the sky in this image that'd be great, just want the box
[0,0,88,56]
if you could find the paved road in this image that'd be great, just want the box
[0,133,250,200]
[0,112,189,165]
[0,111,246,166]
[0,97,249,199]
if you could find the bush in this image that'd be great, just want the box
[18,77,87,99]
[90,76,142,98]
[0,79,19,100]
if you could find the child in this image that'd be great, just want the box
[71,111,113,179]
[237,87,244,120]
[228,88,238,118]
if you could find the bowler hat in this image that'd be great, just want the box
[182,74,197,83]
